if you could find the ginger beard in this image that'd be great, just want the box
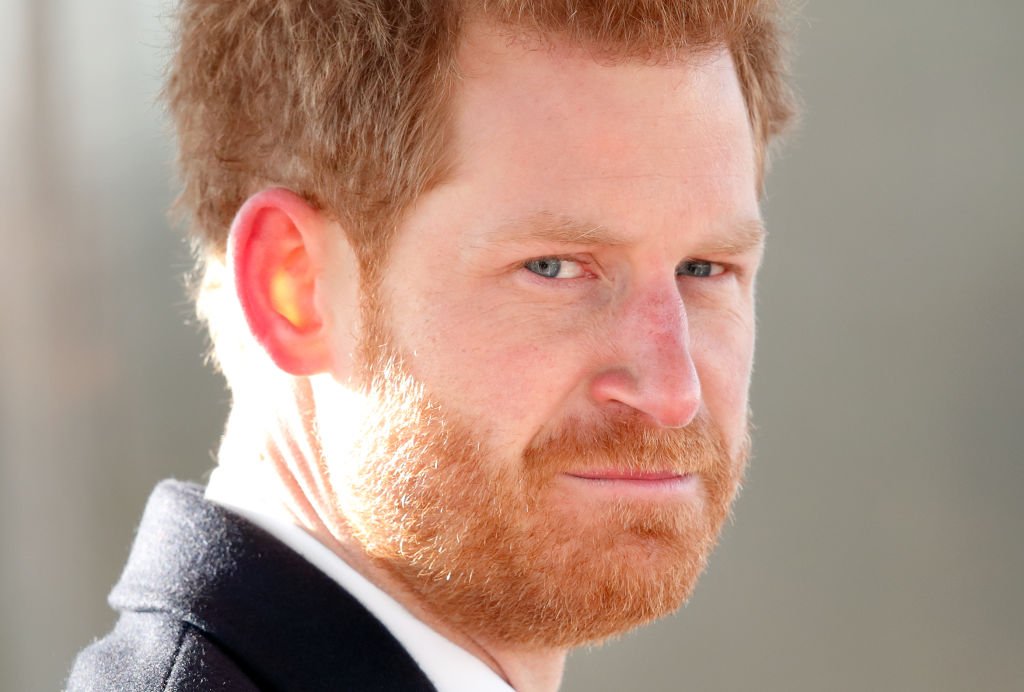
[320,285,750,648]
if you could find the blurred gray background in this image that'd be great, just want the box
[2,1,1021,690]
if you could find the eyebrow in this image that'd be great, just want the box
[698,218,768,255]
[483,211,767,255]
[484,211,627,247]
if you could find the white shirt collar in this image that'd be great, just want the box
[205,465,514,692]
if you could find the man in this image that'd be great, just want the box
[68,1,795,690]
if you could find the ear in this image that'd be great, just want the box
[228,188,338,376]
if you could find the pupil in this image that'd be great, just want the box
[686,261,710,277]
[533,259,560,277]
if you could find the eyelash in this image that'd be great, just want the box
[522,256,589,280]
[676,259,728,278]
[521,257,731,281]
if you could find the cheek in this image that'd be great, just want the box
[393,294,588,433]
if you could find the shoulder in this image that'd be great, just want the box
[66,481,436,691]
[66,611,260,691]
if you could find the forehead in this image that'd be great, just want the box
[432,22,759,243]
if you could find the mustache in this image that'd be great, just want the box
[358,336,738,482]
[521,412,729,477]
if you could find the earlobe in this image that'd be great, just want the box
[229,188,333,376]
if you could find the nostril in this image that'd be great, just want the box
[651,391,701,428]
[589,369,638,407]
[589,366,700,429]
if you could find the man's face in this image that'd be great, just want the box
[316,26,762,647]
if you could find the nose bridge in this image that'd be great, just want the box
[626,281,696,388]
[591,278,702,428]
[628,281,689,357]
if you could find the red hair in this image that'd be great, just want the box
[167,1,798,382]
[166,0,797,262]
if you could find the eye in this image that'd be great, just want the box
[524,257,585,279]
[676,259,725,278]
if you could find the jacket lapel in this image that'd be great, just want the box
[110,480,437,692]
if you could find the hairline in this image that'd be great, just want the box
[354,30,758,274]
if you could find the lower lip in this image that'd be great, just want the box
[561,472,698,497]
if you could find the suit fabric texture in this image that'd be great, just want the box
[66,480,437,692]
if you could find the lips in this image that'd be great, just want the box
[565,470,689,482]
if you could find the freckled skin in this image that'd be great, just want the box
[363,25,762,460]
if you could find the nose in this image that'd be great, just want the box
[588,283,701,428]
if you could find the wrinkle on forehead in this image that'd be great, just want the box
[479,210,765,257]
[448,24,754,187]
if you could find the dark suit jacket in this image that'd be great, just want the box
[66,480,437,691]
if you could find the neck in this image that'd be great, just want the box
[216,379,568,692]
